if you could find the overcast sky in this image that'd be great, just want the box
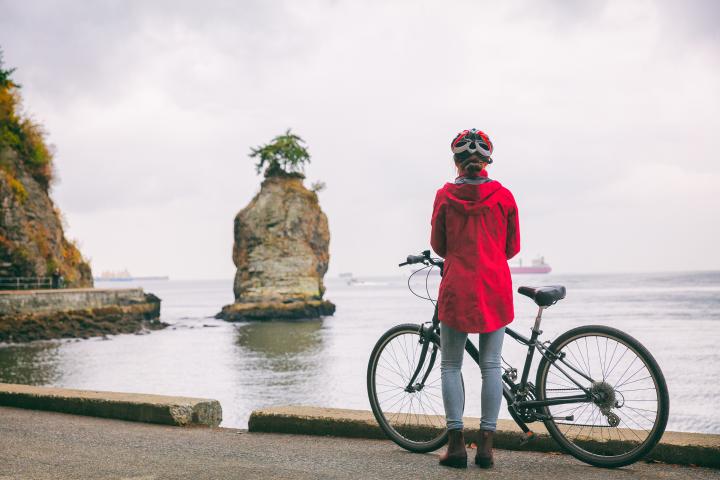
[1,0,718,279]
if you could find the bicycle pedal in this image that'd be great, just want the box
[554,415,574,421]
[520,431,535,445]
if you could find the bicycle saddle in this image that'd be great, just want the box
[517,285,566,307]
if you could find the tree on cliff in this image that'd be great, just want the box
[250,129,311,178]
[0,49,54,189]
[0,49,17,89]
[0,48,92,286]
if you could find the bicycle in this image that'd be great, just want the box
[366,250,669,468]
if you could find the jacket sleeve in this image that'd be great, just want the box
[505,194,520,260]
[430,190,447,258]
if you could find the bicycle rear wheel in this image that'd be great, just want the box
[535,325,669,468]
[367,323,458,453]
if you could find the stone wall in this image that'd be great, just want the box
[0,288,164,343]
[0,288,151,314]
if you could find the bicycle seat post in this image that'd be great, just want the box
[532,306,545,335]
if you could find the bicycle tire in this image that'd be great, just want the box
[367,323,459,453]
[535,325,669,468]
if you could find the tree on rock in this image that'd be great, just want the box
[250,129,311,178]
[217,130,334,321]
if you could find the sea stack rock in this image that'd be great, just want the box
[216,173,335,321]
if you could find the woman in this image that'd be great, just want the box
[430,128,520,469]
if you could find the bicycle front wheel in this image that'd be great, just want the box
[535,325,669,468]
[367,323,455,453]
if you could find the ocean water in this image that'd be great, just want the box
[0,270,718,434]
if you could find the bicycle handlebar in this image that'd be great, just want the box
[398,250,444,268]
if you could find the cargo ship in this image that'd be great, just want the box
[510,256,551,274]
[405,256,552,278]
[94,269,169,282]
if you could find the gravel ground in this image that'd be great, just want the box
[1,406,718,480]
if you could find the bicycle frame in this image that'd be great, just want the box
[405,303,597,436]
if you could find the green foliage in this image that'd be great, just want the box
[45,257,58,276]
[4,171,28,203]
[0,48,18,89]
[0,239,34,277]
[310,180,326,193]
[250,129,311,177]
[0,49,53,189]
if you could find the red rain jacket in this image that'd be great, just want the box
[430,170,520,333]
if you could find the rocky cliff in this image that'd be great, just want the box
[217,174,335,321]
[0,58,92,286]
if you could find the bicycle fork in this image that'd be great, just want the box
[405,305,440,393]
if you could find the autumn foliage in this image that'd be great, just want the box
[0,49,54,190]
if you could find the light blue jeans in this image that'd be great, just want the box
[440,322,506,431]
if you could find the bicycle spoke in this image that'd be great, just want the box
[584,337,592,379]
[568,342,589,378]
[537,328,668,466]
[561,401,591,436]
[604,345,629,380]
[612,356,640,389]
[378,357,408,382]
[622,404,657,426]
[595,336,604,381]
[386,343,408,383]
[547,370,579,389]
[601,336,609,381]
[604,339,620,381]
[615,387,655,393]
[550,402,587,417]
[615,411,646,442]
[381,390,410,412]
[616,374,652,389]
[370,328,450,449]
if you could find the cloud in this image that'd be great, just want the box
[1,0,718,277]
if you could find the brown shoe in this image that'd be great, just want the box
[474,429,495,468]
[439,429,467,469]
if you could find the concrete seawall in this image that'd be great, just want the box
[2,381,716,469]
[0,288,163,343]
[0,383,221,427]
[249,406,720,469]
[0,287,154,313]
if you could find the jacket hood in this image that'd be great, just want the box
[443,172,503,216]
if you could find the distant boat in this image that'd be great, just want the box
[94,269,169,282]
[339,272,360,286]
[338,272,389,286]
[94,276,169,282]
[510,256,552,274]
[406,255,552,278]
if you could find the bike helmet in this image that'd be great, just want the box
[451,129,493,163]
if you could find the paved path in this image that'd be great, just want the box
[1,406,718,480]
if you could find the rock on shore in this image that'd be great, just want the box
[217,174,335,321]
